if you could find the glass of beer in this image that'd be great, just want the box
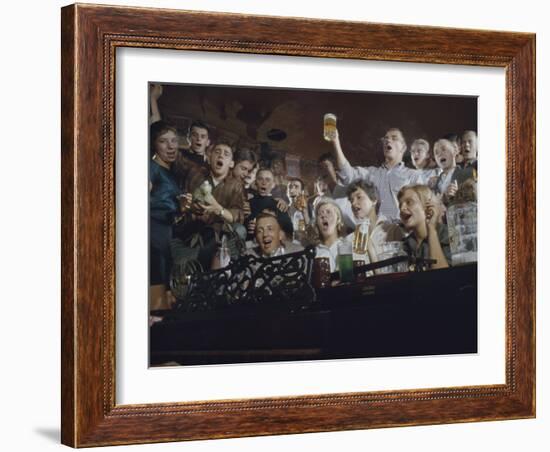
[337,240,354,283]
[353,219,370,255]
[323,113,337,141]
[295,193,307,211]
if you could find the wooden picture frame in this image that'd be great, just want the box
[61,3,535,447]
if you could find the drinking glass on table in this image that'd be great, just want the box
[337,240,354,283]
[378,241,407,274]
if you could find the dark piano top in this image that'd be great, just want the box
[151,263,477,366]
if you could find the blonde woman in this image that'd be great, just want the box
[397,184,450,269]
[312,198,349,272]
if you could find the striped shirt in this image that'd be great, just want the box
[337,161,434,221]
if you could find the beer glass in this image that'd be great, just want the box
[353,219,370,255]
[447,202,477,265]
[378,241,407,274]
[295,194,307,211]
[323,113,337,141]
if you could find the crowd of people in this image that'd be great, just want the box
[149,86,479,309]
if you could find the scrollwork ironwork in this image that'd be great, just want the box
[173,246,316,312]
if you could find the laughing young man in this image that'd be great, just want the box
[247,210,303,258]
[459,130,478,171]
[286,177,311,237]
[171,138,246,271]
[183,120,211,166]
[430,138,475,205]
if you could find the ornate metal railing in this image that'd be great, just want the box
[172,247,316,312]
[169,246,438,314]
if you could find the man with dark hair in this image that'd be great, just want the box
[287,177,306,199]
[187,120,211,162]
[186,138,245,223]
[171,138,246,271]
[286,177,310,243]
[231,147,258,221]
[317,152,353,199]
[232,147,258,185]
[173,120,212,171]
[317,152,337,187]
[459,130,478,171]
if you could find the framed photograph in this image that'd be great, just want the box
[147,83,479,367]
[61,3,535,447]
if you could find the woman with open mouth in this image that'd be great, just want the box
[149,121,183,310]
[345,180,404,269]
[313,198,349,272]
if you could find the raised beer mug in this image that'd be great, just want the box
[323,113,337,141]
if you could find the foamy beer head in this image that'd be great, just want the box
[323,113,337,141]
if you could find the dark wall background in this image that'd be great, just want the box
[154,82,477,171]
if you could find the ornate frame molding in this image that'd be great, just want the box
[61,4,535,446]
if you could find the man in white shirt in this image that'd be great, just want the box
[328,127,430,221]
